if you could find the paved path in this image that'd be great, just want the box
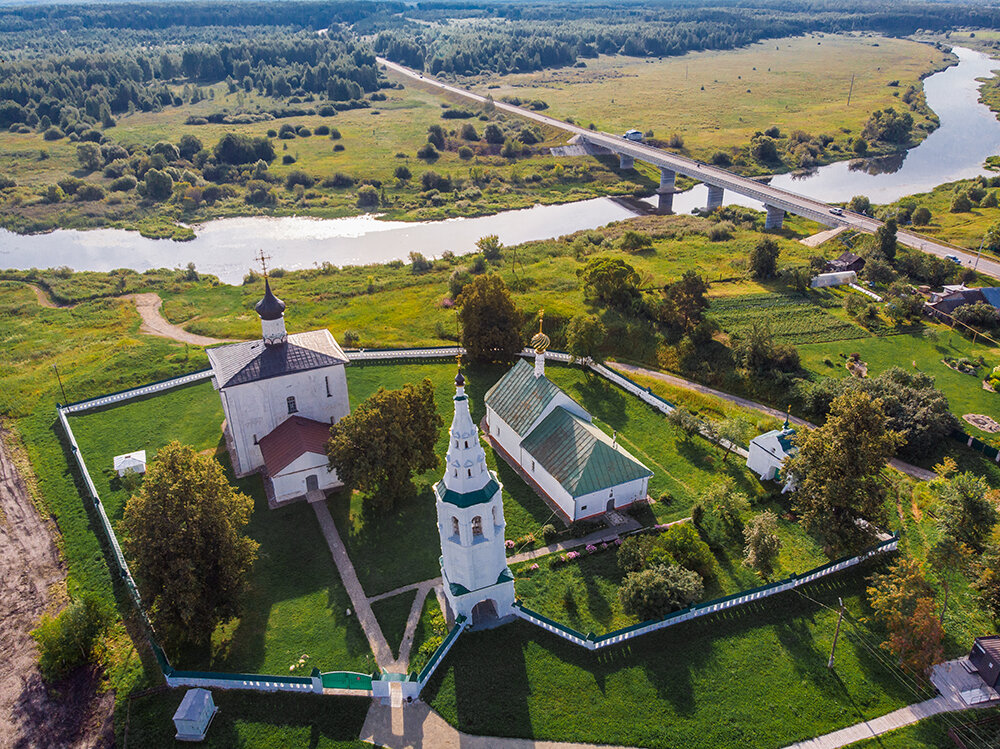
[800,226,847,248]
[379,57,1000,282]
[361,700,634,749]
[394,581,437,671]
[310,499,397,670]
[610,362,936,482]
[128,292,230,346]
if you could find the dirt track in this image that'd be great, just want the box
[128,292,230,346]
[0,429,113,749]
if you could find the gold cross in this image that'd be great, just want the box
[256,249,272,278]
[538,309,545,334]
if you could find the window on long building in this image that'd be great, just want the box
[287,396,297,414]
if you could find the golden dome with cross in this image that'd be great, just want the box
[530,310,550,354]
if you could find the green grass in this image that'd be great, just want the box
[67,381,375,676]
[120,690,371,748]
[409,592,447,675]
[797,325,1000,442]
[466,35,950,171]
[846,709,1000,748]
[371,590,418,660]
[711,290,871,345]
[426,563,928,749]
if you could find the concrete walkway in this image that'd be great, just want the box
[800,226,847,248]
[784,659,998,749]
[361,701,634,749]
[310,499,397,670]
[394,582,437,671]
[610,362,936,482]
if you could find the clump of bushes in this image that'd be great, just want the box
[31,594,109,682]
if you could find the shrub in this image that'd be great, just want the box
[660,522,714,580]
[110,175,138,192]
[315,125,331,136]
[76,183,105,201]
[620,230,653,253]
[282,154,296,165]
[458,146,473,159]
[31,595,109,682]
[409,251,432,273]
[911,206,931,225]
[951,191,972,213]
[421,171,452,192]
[707,222,733,242]
[394,165,411,181]
[285,170,314,189]
[42,126,64,141]
[328,128,342,140]
[333,144,345,152]
[324,172,355,188]
[619,564,703,620]
[417,142,438,160]
[356,184,379,208]
[541,523,558,543]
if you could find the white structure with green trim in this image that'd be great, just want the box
[485,350,652,523]
[435,371,515,627]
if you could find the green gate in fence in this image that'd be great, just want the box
[320,671,373,690]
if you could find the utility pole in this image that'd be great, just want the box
[52,364,68,404]
[846,74,855,107]
[975,235,985,272]
[828,597,845,669]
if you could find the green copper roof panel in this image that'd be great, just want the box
[437,477,500,508]
[777,428,797,455]
[520,407,652,498]
[484,359,563,435]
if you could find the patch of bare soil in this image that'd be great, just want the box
[26,285,74,310]
[127,292,230,346]
[0,429,113,749]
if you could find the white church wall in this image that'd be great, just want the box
[518,454,575,521]
[574,476,648,521]
[747,442,781,481]
[270,452,341,504]
[225,365,349,473]
[484,407,522,465]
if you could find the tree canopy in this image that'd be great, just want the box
[326,378,443,512]
[457,273,524,363]
[120,441,258,650]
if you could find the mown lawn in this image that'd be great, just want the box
[797,324,1000,440]
[846,708,1000,748]
[121,690,371,748]
[427,563,928,749]
[371,590,417,660]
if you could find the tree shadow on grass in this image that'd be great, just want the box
[568,375,630,431]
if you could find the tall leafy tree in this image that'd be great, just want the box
[743,511,782,579]
[786,390,902,553]
[662,271,709,332]
[565,313,606,362]
[749,237,780,280]
[327,379,443,513]
[580,257,641,310]
[936,471,998,552]
[867,558,943,679]
[120,442,258,650]
[457,274,523,363]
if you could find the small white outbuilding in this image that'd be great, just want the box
[746,423,797,493]
[112,450,146,477]
[810,271,857,289]
[173,688,218,742]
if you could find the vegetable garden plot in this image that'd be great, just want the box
[711,293,871,344]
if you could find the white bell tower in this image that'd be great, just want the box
[435,370,515,627]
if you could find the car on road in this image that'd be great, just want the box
[944,254,963,264]
[829,207,844,216]
[623,129,644,142]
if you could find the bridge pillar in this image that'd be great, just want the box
[619,153,634,170]
[657,168,676,193]
[764,205,785,230]
[656,191,674,214]
[706,184,724,211]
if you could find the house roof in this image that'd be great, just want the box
[113,450,146,469]
[519,407,651,498]
[258,416,331,475]
[975,636,1000,663]
[981,288,1000,309]
[207,329,348,388]
[484,358,567,436]
[751,427,797,459]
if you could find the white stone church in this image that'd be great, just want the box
[483,326,652,523]
[435,370,516,627]
[207,278,351,505]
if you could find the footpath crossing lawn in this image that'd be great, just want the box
[371,589,418,660]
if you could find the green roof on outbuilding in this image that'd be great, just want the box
[484,359,564,436]
[520,407,652,498]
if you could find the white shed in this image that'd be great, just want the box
[173,688,218,742]
[113,450,146,477]
[810,271,857,289]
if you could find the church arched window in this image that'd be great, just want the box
[492,505,498,525]
[287,396,297,414]
[467,468,472,477]
[472,516,483,536]
[464,440,469,448]
[451,517,459,537]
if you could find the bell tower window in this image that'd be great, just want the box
[472,516,483,536]
[451,517,459,537]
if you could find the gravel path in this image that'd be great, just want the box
[128,292,230,346]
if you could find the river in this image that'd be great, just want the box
[1,45,998,285]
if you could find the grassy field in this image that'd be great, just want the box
[711,289,871,345]
[120,690,371,748]
[0,76,644,236]
[370,590,417,660]
[797,327,1000,440]
[67,382,375,676]
[465,34,952,169]
[426,563,932,749]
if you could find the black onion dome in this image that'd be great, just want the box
[455,370,465,387]
[255,279,286,321]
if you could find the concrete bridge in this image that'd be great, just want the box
[378,57,1000,282]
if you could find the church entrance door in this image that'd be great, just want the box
[471,599,498,628]
[306,474,319,492]
[606,497,616,512]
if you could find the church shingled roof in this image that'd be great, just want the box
[519,407,652,498]
[207,329,348,388]
[483,358,563,436]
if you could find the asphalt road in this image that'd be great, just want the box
[378,57,1000,282]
